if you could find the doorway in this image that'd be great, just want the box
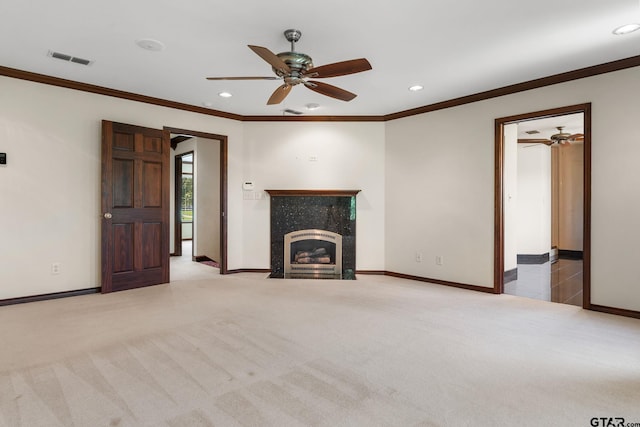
[167,127,228,274]
[494,104,591,308]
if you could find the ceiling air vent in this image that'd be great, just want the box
[47,50,93,66]
[525,130,540,135]
[282,109,303,115]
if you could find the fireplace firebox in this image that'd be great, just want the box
[284,229,342,279]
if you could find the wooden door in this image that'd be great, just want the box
[101,121,170,293]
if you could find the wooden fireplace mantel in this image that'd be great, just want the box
[265,189,361,197]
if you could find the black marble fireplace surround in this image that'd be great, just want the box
[266,190,360,279]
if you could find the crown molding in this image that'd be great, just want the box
[2,54,639,122]
[383,55,640,121]
[0,65,243,121]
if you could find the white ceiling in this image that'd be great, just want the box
[2,0,639,117]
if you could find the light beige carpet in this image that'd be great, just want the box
[1,264,639,426]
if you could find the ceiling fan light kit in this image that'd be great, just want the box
[207,29,372,106]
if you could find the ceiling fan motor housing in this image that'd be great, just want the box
[274,52,313,84]
[551,126,571,143]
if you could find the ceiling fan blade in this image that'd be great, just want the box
[267,84,292,105]
[304,81,357,102]
[517,138,553,146]
[206,76,280,80]
[305,58,372,78]
[569,133,584,141]
[248,45,291,74]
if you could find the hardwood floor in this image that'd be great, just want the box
[504,259,583,307]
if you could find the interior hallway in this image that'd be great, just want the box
[171,239,220,281]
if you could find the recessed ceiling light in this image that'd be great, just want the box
[305,103,320,110]
[135,39,165,51]
[612,23,640,35]
[218,92,232,98]
[409,85,424,92]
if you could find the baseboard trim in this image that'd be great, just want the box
[588,304,640,320]
[226,269,271,274]
[356,270,387,275]
[517,253,550,264]
[504,268,518,283]
[559,250,584,260]
[0,288,101,307]
[384,271,495,294]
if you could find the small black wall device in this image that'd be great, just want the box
[0,153,6,165]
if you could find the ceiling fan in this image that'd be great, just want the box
[206,29,372,105]
[518,127,584,146]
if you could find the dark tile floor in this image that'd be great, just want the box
[504,259,583,307]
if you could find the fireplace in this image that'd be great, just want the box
[266,189,359,280]
[284,229,342,279]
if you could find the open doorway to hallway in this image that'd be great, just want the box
[169,131,225,274]
[495,104,591,308]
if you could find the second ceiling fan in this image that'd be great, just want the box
[519,127,584,146]
[206,29,372,105]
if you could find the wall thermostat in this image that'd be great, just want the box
[0,153,6,165]
[242,181,255,190]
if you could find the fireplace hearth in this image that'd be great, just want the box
[266,190,359,279]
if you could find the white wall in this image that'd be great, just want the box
[385,103,496,286]
[0,76,244,300]
[241,121,386,270]
[503,124,518,272]
[516,144,551,255]
[386,66,640,311]
[194,138,221,261]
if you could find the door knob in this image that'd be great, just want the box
[104,212,113,219]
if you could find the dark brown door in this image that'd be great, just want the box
[101,121,170,293]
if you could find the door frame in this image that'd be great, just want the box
[165,127,228,274]
[494,103,591,307]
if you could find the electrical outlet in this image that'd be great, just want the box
[51,262,61,275]
[415,252,423,262]
[435,256,443,266]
